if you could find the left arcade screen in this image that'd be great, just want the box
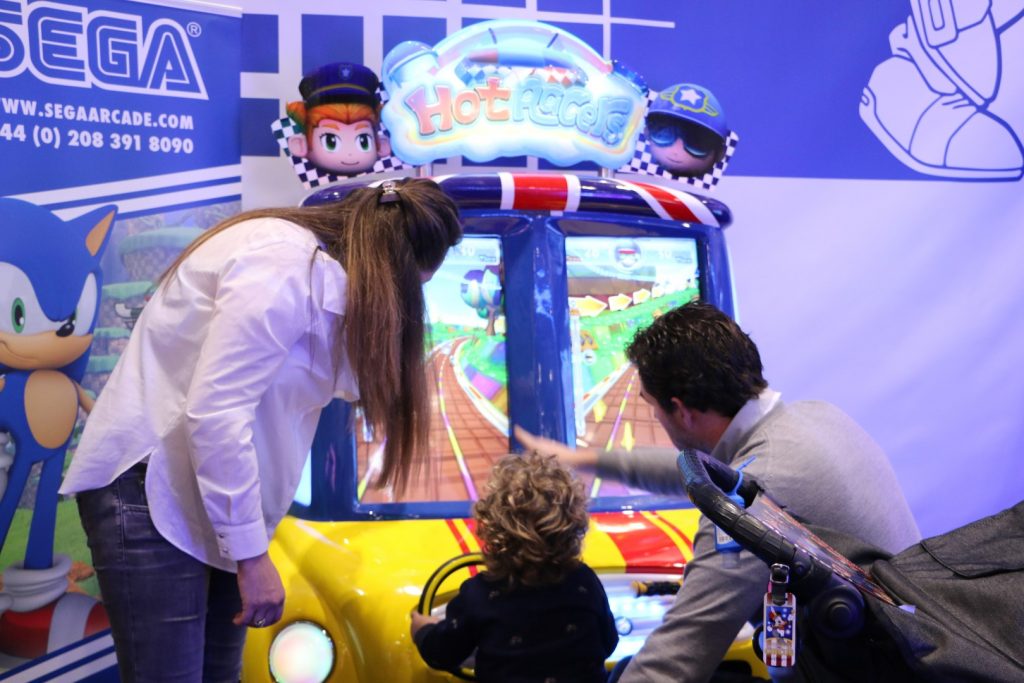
[356,237,508,503]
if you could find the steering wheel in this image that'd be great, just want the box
[417,552,485,681]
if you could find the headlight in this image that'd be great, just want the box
[268,621,334,683]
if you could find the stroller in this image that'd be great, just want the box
[677,450,1024,682]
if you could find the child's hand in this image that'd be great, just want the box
[409,608,441,637]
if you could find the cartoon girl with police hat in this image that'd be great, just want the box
[285,62,392,176]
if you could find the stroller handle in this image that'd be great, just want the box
[678,450,834,593]
[678,449,761,507]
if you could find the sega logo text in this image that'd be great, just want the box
[0,0,207,99]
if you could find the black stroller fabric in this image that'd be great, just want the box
[864,500,1024,682]
[790,501,1024,682]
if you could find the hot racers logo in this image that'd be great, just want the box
[381,19,647,169]
[0,0,207,99]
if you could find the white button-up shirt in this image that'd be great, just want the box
[60,217,358,571]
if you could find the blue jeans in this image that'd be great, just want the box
[76,465,247,683]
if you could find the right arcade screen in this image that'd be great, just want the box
[565,236,701,497]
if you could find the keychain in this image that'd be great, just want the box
[763,563,797,668]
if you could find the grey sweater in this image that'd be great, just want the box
[600,390,921,683]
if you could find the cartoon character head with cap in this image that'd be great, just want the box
[645,83,729,177]
[285,62,392,175]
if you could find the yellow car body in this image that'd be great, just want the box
[241,508,767,682]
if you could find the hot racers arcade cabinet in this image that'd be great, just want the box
[246,19,764,683]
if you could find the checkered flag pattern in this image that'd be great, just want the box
[531,66,582,87]
[455,62,513,85]
[270,87,411,190]
[619,90,739,191]
[454,63,579,87]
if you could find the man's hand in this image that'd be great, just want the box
[234,551,285,628]
[409,608,441,638]
[513,425,599,471]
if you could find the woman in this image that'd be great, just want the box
[60,178,462,682]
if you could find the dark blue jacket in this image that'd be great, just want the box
[414,563,618,682]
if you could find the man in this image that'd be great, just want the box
[516,302,920,683]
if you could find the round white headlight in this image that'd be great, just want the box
[268,621,334,683]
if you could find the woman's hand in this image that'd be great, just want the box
[234,551,285,628]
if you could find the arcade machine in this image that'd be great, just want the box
[246,19,761,683]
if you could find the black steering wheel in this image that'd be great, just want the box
[417,552,485,681]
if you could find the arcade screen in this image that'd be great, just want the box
[356,236,509,503]
[350,232,702,505]
[565,236,700,498]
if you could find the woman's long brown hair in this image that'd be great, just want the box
[159,178,462,494]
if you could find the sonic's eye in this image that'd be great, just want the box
[319,133,339,152]
[11,298,25,333]
[0,263,48,336]
[72,273,98,336]
[357,133,371,152]
[57,311,76,337]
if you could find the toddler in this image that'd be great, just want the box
[411,452,618,682]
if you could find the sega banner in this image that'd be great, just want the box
[0,0,240,200]
[0,0,240,677]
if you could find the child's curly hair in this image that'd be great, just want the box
[473,452,589,588]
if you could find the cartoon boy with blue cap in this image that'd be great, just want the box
[645,83,729,177]
[285,62,392,176]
